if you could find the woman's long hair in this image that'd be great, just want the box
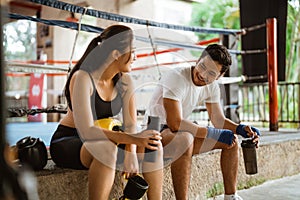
[65,25,134,110]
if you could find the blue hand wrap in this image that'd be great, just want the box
[236,124,261,138]
[206,127,234,145]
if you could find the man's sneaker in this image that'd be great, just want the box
[224,193,243,200]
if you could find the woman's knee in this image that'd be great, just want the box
[163,131,194,158]
[83,141,118,168]
[80,145,93,168]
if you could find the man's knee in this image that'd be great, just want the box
[206,134,239,151]
[223,135,239,151]
[163,131,194,158]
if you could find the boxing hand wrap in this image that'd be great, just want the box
[236,124,261,138]
[206,127,234,145]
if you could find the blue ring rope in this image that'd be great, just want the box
[8,13,104,33]
[8,13,255,55]
[28,0,242,35]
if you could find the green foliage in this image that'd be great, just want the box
[206,182,224,198]
[3,20,36,61]
[190,0,240,41]
[286,0,300,81]
[190,0,299,81]
[189,0,242,70]
[237,178,266,190]
[206,178,267,198]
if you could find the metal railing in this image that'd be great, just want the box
[239,82,300,126]
[191,82,300,128]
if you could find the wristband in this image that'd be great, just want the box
[236,124,261,138]
[250,126,261,136]
[207,127,234,145]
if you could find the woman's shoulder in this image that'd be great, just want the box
[73,69,89,77]
[69,70,92,90]
[70,70,91,83]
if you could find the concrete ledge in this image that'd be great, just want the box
[35,131,300,200]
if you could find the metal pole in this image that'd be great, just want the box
[266,18,279,131]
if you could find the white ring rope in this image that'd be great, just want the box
[146,24,162,80]
[68,7,88,72]
[6,61,69,74]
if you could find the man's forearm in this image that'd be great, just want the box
[210,116,238,133]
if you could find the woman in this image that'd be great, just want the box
[50,25,163,200]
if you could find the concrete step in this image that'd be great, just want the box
[34,130,300,200]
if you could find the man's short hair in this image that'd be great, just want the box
[200,44,232,74]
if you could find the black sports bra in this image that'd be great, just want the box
[88,73,123,120]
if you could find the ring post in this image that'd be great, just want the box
[266,18,278,131]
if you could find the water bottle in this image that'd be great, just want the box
[241,139,258,175]
[144,116,160,162]
[119,175,149,200]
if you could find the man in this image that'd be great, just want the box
[146,44,260,200]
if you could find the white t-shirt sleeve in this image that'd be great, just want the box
[161,70,186,101]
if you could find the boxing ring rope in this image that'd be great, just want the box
[28,0,242,35]
[7,1,269,66]
[67,7,88,72]
[7,13,266,56]
[6,1,278,130]
[6,61,69,74]
[146,24,162,79]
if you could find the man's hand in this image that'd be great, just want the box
[236,124,260,147]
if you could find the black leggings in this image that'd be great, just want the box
[50,124,125,170]
[50,124,87,170]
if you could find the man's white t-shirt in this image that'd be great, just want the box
[146,67,220,124]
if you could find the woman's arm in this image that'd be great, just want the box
[121,74,138,151]
[71,71,160,148]
[121,74,137,134]
[120,74,139,176]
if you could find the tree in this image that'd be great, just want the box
[190,0,240,41]
[3,20,36,92]
[3,20,36,61]
[286,0,300,82]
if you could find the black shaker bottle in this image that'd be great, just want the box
[241,139,258,175]
[120,175,149,200]
[144,116,160,162]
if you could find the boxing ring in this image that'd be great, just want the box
[4,0,280,149]
[6,122,58,147]
[0,1,287,200]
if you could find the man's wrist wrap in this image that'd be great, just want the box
[236,124,261,138]
[207,127,234,145]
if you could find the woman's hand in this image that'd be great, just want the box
[122,151,139,179]
[133,130,162,150]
